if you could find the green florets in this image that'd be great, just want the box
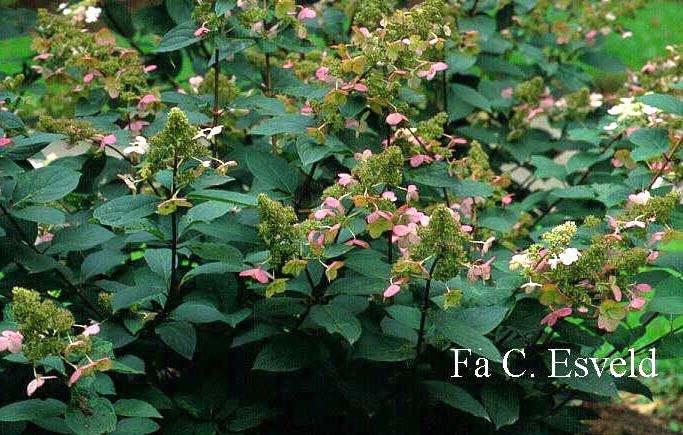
[541,221,577,251]
[560,243,605,282]
[514,76,544,104]
[619,192,680,223]
[415,112,448,143]
[354,0,392,28]
[321,184,346,200]
[142,108,208,181]
[12,287,75,362]
[39,115,97,144]
[352,146,404,188]
[411,205,471,281]
[609,247,648,275]
[583,215,602,227]
[466,140,492,180]
[257,194,302,267]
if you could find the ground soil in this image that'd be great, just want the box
[587,393,682,434]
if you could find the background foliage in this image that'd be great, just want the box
[0,0,682,434]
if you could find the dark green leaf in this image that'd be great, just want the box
[249,114,315,135]
[155,21,202,53]
[112,418,160,435]
[10,205,65,225]
[170,302,227,324]
[0,399,66,422]
[93,195,158,227]
[47,224,115,254]
[310,305,362,344]
[353,331,416,362]
[81,250,127,280]
[629,128,669,161]
[0,133,66,160]
[113,400,162,419]
[13,166,81,204]
[481,384,519,429]
[436,312,503,362]
[246,152,300,194]
[187,189,258,207]
[450,84,491,112]
[65,397,117,435]
[156,321,196,360]
[253,335,317,371]
[422,381,489,419]
[0,111,24,130]
[637,93,683,116]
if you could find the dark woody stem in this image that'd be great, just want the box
[416,255,440,357]
[212,46,220,161]
[168,153,179,310]
[646,135,682,190]
[441,70,448,114]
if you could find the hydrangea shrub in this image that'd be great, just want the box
[0,0,682,433]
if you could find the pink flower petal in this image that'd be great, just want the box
[635,283,652,292]
[27,378,45,397]
[239,268,273,284]
[82,323,100,337]
[383,284,400,298]
[344,239,369,248]
[297,8,316,20]
[386,112,407,126]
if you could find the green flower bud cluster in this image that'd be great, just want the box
[511,216,655,332]
[465,140,491,180]
[608,247,648,275]
[583,215,602,228]
[559,243,606,284]
[39,115,97,144]
[192,0,229,30]
[353,0,393,29]
[283,49,324,80]
[321,183,346,200]
[448,140,493,182]
[365,73,402,109]
[415,112,448,143]
[514,77,545,104]
[541,221,577,252]
[239,5,269,29]
[620,191,680,223]
[257,194,303,266]
[518,0,645,43]
[562,87,594,120]
[32,10,151,104]
[352,146,404,188]
[354,0,449,75]
[0,74,24,92]
[273,0,300,31]
[141,108,209,182]
[197,70,240,125]
[383,0,445,43]
[12,287,78,362]
[410,205,471,281]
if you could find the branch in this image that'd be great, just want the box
[416,255,440,357]
[646,135,682,190]
[211,47,221,160]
